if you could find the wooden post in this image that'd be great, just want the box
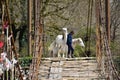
[105,0,112,79]
[29,0,43,80]
[105,0,111,45]
[28,0,32,56]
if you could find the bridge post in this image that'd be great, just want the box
[28,0,32,56]
[105,0,111,45]
[105,1,113,79]
[29,0,43,80]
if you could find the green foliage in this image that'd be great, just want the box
[74,45,85,57]
[19,45,28,57]
[19,56,32,67]
[110,41,120,56]
[74,26,96,57]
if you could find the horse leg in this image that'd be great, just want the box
[58,50,61,57]
[66,53,67,58]
[62,50,65,58]
[58,45,62,58]
[58,52,61,57]
[62,53,65,58]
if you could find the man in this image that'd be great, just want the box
[66,31,74,58]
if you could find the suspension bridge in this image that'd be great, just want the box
[0,0,120,80]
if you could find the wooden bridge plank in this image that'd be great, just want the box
[38,57,103,80]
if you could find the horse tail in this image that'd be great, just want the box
[48,41,56,51]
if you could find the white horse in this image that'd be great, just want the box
[48,28,68,57]
[49,37,85,58]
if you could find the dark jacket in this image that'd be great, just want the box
[67,33,72,45]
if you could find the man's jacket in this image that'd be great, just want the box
[67,33,72,45]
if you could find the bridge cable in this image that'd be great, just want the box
[84,0,94,79]
[85,0,93,57]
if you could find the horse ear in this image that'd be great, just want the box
[79,38,82,42]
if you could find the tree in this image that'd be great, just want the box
[9,0,28,55]
[110,0,120,42]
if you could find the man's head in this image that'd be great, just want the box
[70,31,74,35]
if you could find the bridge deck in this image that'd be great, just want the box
[38,57,104,80]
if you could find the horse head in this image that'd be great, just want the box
[62,28,68,42]
[78,38,85,47]
[62,28,67,33]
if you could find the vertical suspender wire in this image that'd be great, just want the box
[28,0,32,56]
[29,0,36,79]
[85,0,93,57]
[98,0,102,68]
[1,1,5,53]
[1,1,5,80]
[84,0,91,78]
[86,0,90,39]
[85,0,91,57]
[99,0,106,78]
[4,0,23,80]
[104,1,113,79]
[1,1,5,38]
[87,1,94,77]
[2,1,9,80]
[95,0,102,69]
[88,0,93,54]
[36,0,43,80]
[105,0,111,45]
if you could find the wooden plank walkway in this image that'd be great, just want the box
[38,57,104,80]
